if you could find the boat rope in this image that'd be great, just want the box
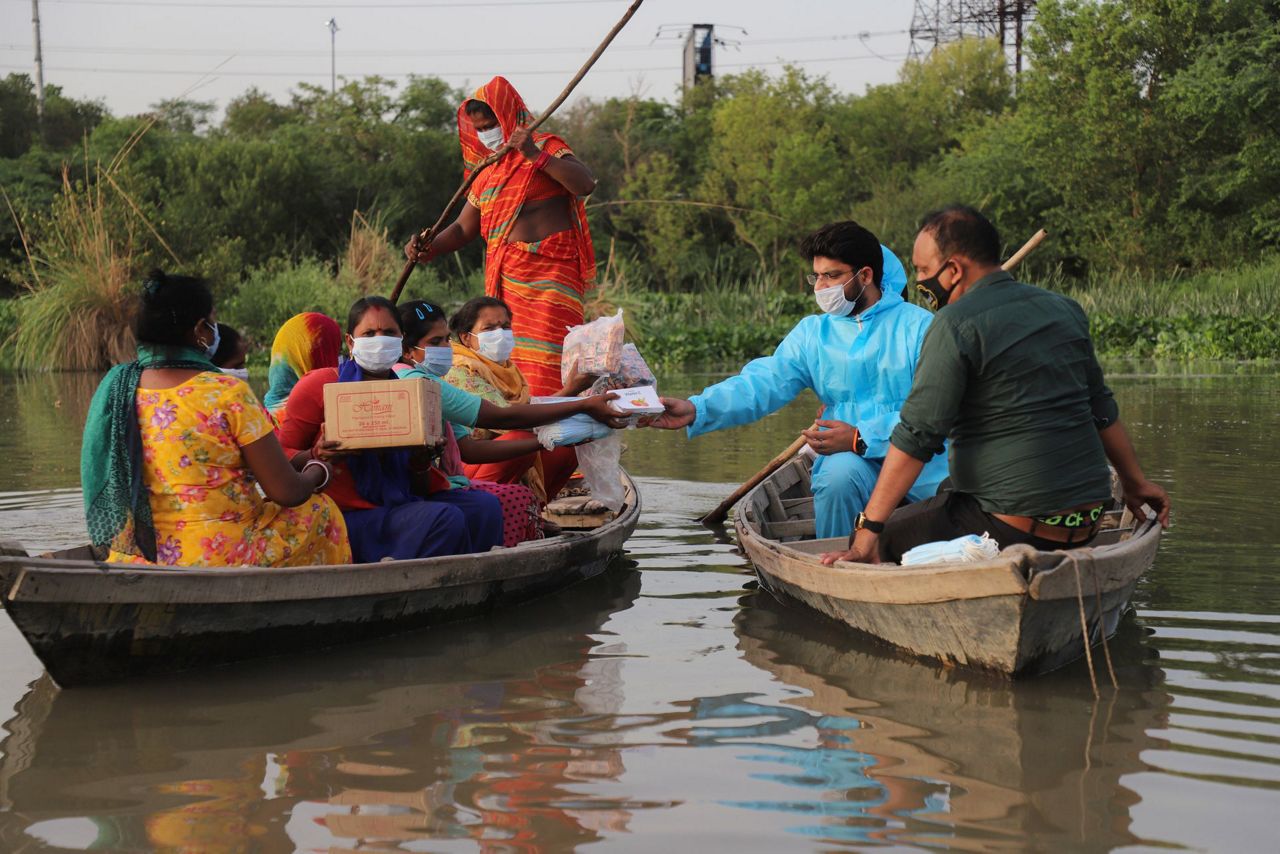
[1067,550,1121,697]
[1092,560,1120,689]
[1069,552,1101,698]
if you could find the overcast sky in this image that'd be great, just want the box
[1,0,918,117]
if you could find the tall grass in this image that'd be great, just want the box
[339,209,400,295]
[1058,259,1280,318]
[3,167,142,371]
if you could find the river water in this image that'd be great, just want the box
[0,366,1276,852]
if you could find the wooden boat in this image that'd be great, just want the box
[734,457,1162,677]
[0,473,639,687]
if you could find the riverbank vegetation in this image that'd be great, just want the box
[1,0,1278,369]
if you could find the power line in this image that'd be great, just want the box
[2,0,622,7]
[0,52,909,80]
[0,31,910,60]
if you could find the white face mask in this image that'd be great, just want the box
[476,126,505,151]
[814,274,868,317]
[221,367,250,382]
[415,346,454,377]
[203,320,221,358]
[350,335,404,373]
[473,328,515,363]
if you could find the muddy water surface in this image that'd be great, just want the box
[0,366,1276,851]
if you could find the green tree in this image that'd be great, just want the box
[699,67,853,268]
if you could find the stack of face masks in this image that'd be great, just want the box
[530,397,613,450]
[900,532,1000,566]
[533,415,613,451]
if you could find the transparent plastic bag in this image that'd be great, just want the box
[562,309,625,384]
[574,431,624,512]
[588,343,656,395]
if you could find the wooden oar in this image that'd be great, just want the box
[699,228,1049,528]
[389,0,646,304]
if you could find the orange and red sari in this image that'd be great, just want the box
[460,76,595,396]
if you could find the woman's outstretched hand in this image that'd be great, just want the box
[580,393,629,429]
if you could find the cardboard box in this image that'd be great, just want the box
[323,377,442,450]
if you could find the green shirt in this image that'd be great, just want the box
[890,271,1119,516]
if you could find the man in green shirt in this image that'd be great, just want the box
[821,205,1171,565]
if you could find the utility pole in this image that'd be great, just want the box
[909,1,1036,77]
[326,17,338,94]
[682,23,714,91]
[31,0,45,130]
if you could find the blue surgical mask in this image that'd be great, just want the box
[415,346,454,377]
[204,321,221,359]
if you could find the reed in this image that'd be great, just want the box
[4,167,143,371]
[339,209,400,295]
[1058,260,1280,318]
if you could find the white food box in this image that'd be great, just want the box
[608,385,664,425]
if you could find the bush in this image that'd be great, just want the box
[221,258,363,344]
[3,168,145,371]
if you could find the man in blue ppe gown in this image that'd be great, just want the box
[648,221,949,538]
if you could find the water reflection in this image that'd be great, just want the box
[0,368,1278,851]
[731,590,1172,850]
[0,565,645,852]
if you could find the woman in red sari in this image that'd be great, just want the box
[405,76,597,396]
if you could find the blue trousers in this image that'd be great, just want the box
[344,489,503,563]
[424,488,504,554]
[810,452,946,540]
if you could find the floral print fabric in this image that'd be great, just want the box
[107,372,350,567]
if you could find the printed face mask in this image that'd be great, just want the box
[916,259,955,311]
[221,367,250,381]
[415,346,454,377]
[476,126,505,151]
[473,328,515,363]
[350,335,403,373]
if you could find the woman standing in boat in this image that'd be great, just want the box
[405,76,597,396]
[81,271,350,567]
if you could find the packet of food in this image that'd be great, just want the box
[561,309,625,384]
[588,343,656,395]
[607,385,664,426]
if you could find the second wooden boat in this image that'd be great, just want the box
[734,458,1161,677]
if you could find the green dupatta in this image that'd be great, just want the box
[81,344,217,561]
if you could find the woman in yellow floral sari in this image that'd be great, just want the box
[82,271,350,567]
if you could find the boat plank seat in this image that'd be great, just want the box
[762,518,817,540]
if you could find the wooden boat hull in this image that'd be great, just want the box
[0,476,639,687]
[734,459,1161,677]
